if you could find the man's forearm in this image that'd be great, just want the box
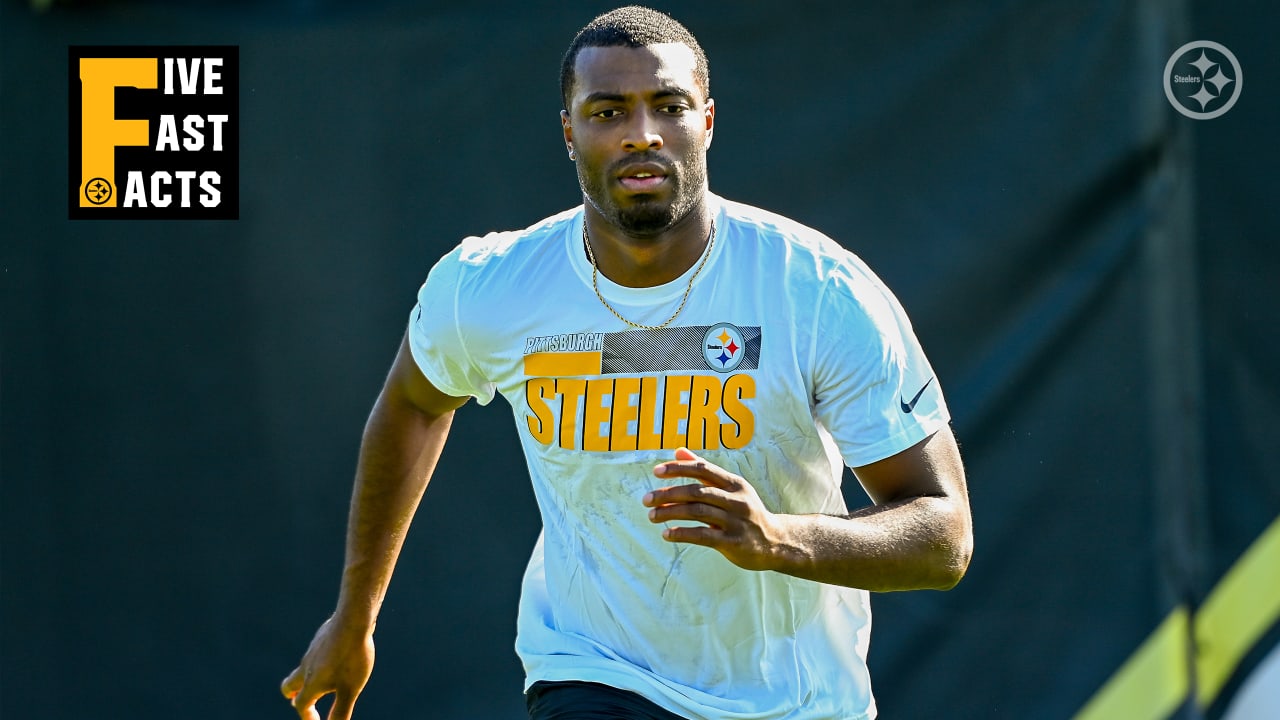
[645,433,973,591]
[333,390,455,628]
[769,495,972,592]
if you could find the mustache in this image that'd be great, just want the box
[610,153,674,175]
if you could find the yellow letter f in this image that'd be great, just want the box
[79,58,156,208]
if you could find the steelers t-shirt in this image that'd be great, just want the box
[408,194,948,720]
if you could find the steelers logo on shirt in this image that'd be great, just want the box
[703,322,746,373]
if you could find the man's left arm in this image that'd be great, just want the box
[642,426,972,591]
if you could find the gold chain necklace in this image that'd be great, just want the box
[582,220,715,330]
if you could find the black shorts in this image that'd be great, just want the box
[526,680,688,720]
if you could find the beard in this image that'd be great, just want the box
[615,197,677,235]
[578,152,707,238]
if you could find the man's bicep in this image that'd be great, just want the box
[851,425,966,506]
[810,272,948,468]
[386,333,469,418]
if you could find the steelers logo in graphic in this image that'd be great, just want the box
[703,322,746,373]
[84,177,113,205]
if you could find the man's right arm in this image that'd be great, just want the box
[281,333,468,720]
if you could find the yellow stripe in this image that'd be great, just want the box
[1074,514,1280,719]
[522,351,602,377]
[1195,514,1280,707]
[1073,607,1191,720]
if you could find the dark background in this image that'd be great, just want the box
[3,1,1277,718]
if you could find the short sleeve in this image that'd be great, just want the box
[810,265,949,468]
[407,246,498,405]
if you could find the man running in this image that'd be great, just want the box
[283,6,972,719]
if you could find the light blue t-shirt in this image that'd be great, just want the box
[408,195,948,720]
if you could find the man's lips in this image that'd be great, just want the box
[619,174,667,191]
[616,162,670,192]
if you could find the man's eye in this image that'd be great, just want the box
[594,109,622,119]
[659,105,688,114]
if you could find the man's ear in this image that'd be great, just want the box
[704,98,715,149]
[561,109,573,152]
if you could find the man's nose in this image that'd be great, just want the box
[622,111,663,152]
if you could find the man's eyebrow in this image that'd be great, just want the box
[581,91,628,105]
[653,86,696,101]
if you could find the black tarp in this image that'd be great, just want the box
[3,2,1277,718]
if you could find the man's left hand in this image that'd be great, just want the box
[643,448,796,572]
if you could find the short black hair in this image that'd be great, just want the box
[560,6,710,110]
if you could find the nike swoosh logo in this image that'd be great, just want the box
[900,376,935,413]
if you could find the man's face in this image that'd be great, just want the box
[563,43,714,237]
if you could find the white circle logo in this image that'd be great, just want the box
[1164,40,1242,120]
[703,323,746,373]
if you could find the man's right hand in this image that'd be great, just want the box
[280,334,465,719]
[281,616,375,720]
